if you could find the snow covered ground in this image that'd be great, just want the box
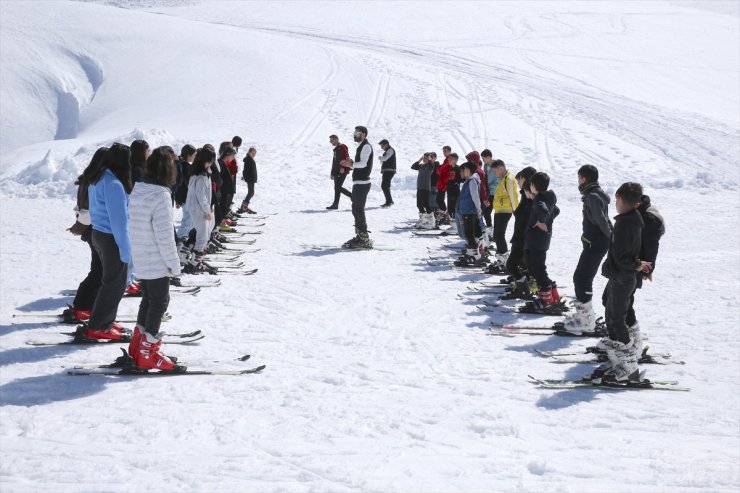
[1,1,738,491]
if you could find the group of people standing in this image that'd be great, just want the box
[66,137,259,371]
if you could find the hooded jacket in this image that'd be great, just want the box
[524,190,560,251]
[510,188,531,247]
[580,181,612,242]
[457,172,482,216]
[186,171,212,218]
[129,179,181,279]
[436,157,451,192]
[601,208,644,280]
[242,154,258,183]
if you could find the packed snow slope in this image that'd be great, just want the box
[1,1,739,492]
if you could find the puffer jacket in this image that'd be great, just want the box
[129,180,181,279]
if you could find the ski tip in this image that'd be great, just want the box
[237,354,251,361]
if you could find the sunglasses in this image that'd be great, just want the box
[353,131,362,138]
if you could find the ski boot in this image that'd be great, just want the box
[344,230,373,250]
[75,322,127,342]
[601,339,642,383]
[124,281,141,297]
[521,283,567,315]
[558,300,596,335]
[499,276,534,301]
[63,305,92,324]
[132,331,184,372]
[419,213,436,230]
[454,247,485,268]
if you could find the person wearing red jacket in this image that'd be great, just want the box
[435,146,451,212]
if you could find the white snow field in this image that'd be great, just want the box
[1,1,739,491]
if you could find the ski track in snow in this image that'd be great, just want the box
[0,2,739,492]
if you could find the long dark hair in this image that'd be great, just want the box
[145,147,177,187]
[91,142,133,193]
[180,144,196,161]
[191,148,216,176]
[130,139,149,170]
[76,147,109,186]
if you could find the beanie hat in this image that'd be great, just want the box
[466,151,480,164]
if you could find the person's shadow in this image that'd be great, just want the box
[0,372,111,406]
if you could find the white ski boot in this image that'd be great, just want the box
[602,338,641,383]
[562,300,596,335]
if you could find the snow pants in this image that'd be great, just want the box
[493,212,512,254]
[573,235,609,303]
[602,276,637,344]
[506,242,526,279]
[73,234,102,311]
[524,248,551,290]
[136,277,170,336]
[88,231,128,331]
[417,189,432,214]
[380,172,394,205]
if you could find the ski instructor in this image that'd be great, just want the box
[341,126,374,249]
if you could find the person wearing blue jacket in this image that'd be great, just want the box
[454,162,485,267]
[80,143,133,341]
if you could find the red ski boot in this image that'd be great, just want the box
[133,332,181,371]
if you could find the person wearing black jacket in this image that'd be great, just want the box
[378,139,395,207]
[327,134,352,209]
[523,172,561,312]
[341,126,373,249]
[175,145,196,239]
[562,165,613,334]
[592,182,651,383]
[501,167,537,289]
[240,147,258,213]
[217,146,237,219]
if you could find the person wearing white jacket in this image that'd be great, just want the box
[185,147,217,270]
[127,147,182,371]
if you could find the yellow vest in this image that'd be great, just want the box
[493,170,519,213]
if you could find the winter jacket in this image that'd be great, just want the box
[580,182,612,243]
[174,159,190,205]
[484,164,499,198]
[510,189,532,247]
[492,170,519,213]
[430,161,439,189]
[447,165,461,194]
[352,140,373,184]
[129,179,181,279]
[636,195,665,286]
[475,166,488,203]
[436,158,451,192]
[601,208,644,280]
[457,173,482,216]
[70,176,93,242]
[411,160,433,191]
[88,169,131,263]
[524,190,560,251]
[131,165,143,184]
[378,147,396,174]
[242,155,258,183]
[218,158,235,195]
[209,162,222,206]
[187,173,212,218]
[331,144,350,177]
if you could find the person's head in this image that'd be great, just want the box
[466,151,480,166]
[615,182,643,214]
[248,147,257,158]
[515,166,537,189]
[492,159,506,178]
[429,151,437,162]
[191,147,217,176]
[461,161,477,179]
[329,134,339,147]
[578,164,599,186]
[378,139,389,151]
[203,143,215,152]
[220,144,236,162]
[353,126,368,143]
[232,136,243,149]
[77,146,109,185]
[180,144,197,163]
[529,171,550,195]
[105,142,133,193]
[523,180,535,199]
[481,149,493,166]
[442,145,451,158]
[145,146,176,187]
[130,139,150,168]
[449,153,459,165]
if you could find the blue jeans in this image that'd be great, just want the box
[176,206,193,238]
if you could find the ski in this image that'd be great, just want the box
[535,347,683,365]
[67,364,266,377]
[65,350,249,369]
[487,327,604,337]
[60,329,199,339]
[12,312,175,324]
[206,261,245,269]
[216,268,258,276]
[301,243,399,252]
[413,230,454,237]
[527,375,689,391]
[171,277,222,288]
[220,239,258,245]
[26,335,205,346]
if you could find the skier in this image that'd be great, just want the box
[561,165,613,334]
[217,144,237,221]
[64,147,109,323]
[489,159,519,266]
[240,147,258,214]
[341,126,374,249]
[435,146,451,223]
[454,162,484,266]
[500,166,537,296]
[480,149,499,239]
[446,153,461,219]
[428,152,440,214]
[185,147,217,271]
[128,147,182,370]
[591,182,651,383]
[231,135,243,155]
[130,139,150,184]
[326,134,352,209]
[77,143,133,341]
[466,151,489,224]
[411,153,435,228]
[175,145,197,240]
[377,139,396,207]
[522,172,561,313]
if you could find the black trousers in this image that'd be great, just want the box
[462,214,482,248]
[417,189,432,213]
[89,230,128,330]
[493,212,512,253]
[602,276,637,344]
[136,277,171,336]
[524,249,551,290]
[573,235,609,303]
[221,193,234,218]
[626,282,639,327]
[242,181,255,207]
[351,183,371,232]
[380,172,394,204]
[332,173,352,206]
[73,236,103,310]
[436,190,447,211]
[506,243,526,278]
[482,197,493,227]
[447,189,459,218]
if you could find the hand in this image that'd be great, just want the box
[644,272,653,282]
[534,221,548,232]
[175,203,181,209]
[67,221,87,236]
[637,261,652,273]
[205,212,213,220]
[483,201,490,208]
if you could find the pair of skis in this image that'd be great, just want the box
[301,243,399,252]
[528,375,689,392]
[26,330,205,346]
[534,346,685,366]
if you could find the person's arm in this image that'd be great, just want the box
[507,174,519,210]
[612,218,642,271]
[194,177,210,215]
[585,194,613,238]
[469,179,482,216]
[152,192,181,276]
[104,178,131,264]
[641,217,661,273]
[411,160,421,170]
[378,148,394,163]
[353,144,371,169]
